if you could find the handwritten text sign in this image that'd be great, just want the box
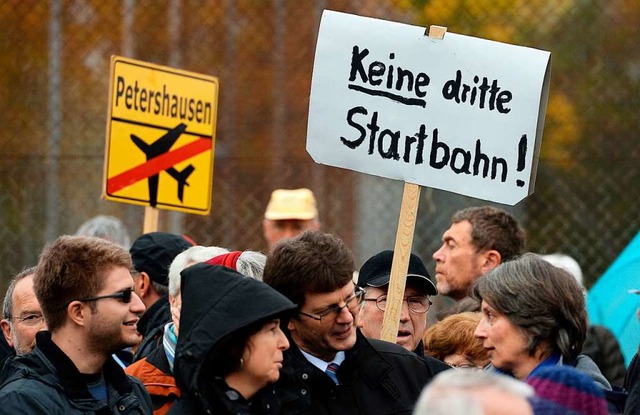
[307,11,550,205]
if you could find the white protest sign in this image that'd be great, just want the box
[307,11,551,205]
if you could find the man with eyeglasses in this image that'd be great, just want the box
[0,236,152,414]
[357,250,437,356]
[263,230,449,414]
[1,266,46,361]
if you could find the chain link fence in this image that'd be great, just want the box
[1,0,639,297]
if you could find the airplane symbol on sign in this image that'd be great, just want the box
[131,123,195,207]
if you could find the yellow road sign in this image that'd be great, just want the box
[103,56,218,215]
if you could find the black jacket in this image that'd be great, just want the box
[133,295,172,362]
[168,379,280,415]
[0,331,152,414]
[170,263,296,415]
[274,329,450,414]
[624,349,640,415]
[0,335,13,368]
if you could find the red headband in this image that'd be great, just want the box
[206,251,242,270]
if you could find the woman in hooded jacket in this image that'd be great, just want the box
[167,262,296,415]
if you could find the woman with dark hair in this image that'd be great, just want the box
[168,262,296,414]
[472,253,610,389]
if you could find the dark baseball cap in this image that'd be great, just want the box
[357,250,437,295]
[130,232,193,286]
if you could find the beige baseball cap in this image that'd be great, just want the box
[264,188,318,220]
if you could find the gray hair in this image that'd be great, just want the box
[168,247,268,297]
[3,266,38,319]
[234,250,267,281]
[168,246,230,297]
[541,253,584,288]
[471,252,587,362]
[414,369,533,415]
[75,215,131,250]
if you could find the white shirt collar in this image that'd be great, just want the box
[300,349,346,372]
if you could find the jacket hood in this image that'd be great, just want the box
[173,263,296,394]
[574,354,612,390]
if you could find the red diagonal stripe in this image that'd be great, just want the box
[107,138,211,194]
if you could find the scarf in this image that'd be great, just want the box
[163,322,178,373]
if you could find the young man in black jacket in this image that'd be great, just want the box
[0,236,152,414]
[263,231,449,414]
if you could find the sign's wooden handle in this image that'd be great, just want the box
[427,25,447,39]
[143,206,159,234]
[380,182,421,343]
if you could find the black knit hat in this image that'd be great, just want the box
[357,250,437,295]
[129,232,192,286]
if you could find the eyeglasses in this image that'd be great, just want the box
[75,288,133,304]
[7,313,44,326]
[363,294,432,314]
[299,287,365,323]
[446,362,481,370]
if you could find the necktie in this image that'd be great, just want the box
[326,362,340,385]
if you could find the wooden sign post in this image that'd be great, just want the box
[380,182,421,342]
[143,206,159,233]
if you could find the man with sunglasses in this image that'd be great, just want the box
[263,231,449,414]
[0,236,152,414]
[357,250,438,356]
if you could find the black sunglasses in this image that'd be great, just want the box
[75,288,133,304]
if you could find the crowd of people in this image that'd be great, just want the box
[0,187,637,414]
